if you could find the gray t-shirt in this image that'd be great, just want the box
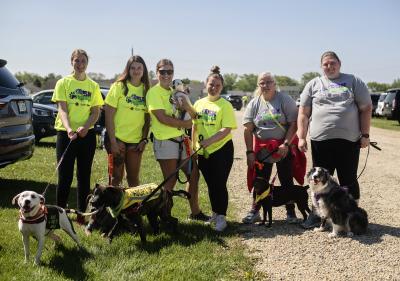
[243,92,298,140]
[300,73,371,142]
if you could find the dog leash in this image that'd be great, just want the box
[356,140,381,181]
[138,146,203,209]
[41,135,76,197]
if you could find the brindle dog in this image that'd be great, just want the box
[87,184,190,243]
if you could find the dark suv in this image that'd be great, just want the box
[0,59,35,168]
[222,94,243,111]
[384,88,400,123]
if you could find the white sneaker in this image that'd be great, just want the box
[215,215,227,232]
[205,212,217,225]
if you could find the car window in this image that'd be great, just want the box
[370,95,380,103]
[0,67,20,90]
[378,94,387,102]
[384,92,396,103]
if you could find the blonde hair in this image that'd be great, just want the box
[253,72,279,97]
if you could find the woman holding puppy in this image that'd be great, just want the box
[193,66,237,232]
[104,55,150,187]
[52,49,104,225]
[297,51,372,229]
[242,72,299,224]
[146,59,209,221]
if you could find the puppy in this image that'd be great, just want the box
[88,184,190,243]
[171,79,191,121]
[307,167,368,238]
[12,191,80,265]
[253,176,311,227]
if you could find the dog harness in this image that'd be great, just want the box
[19,205,61,229]
[108,183,160,218]
[255,186,271,204]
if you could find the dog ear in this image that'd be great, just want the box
[11,193,22,205]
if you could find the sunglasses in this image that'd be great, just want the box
[158,69,174,75]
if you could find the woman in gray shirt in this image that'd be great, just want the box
[297,51,372,229]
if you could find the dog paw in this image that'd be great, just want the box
[328,232,338,238]
[313,226,325,232]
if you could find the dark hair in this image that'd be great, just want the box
[156,59,174,72]
[116,55,150,97]
[71,49,89,63]
[206,65,224,85]
[320,51,341,64]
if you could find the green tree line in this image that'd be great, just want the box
[15,71,400,94]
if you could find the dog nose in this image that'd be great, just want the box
[25,199,31,205]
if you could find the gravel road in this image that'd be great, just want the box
[228,110,400,280]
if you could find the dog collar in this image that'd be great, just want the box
[255,187,271,204]
[20,205,47,224]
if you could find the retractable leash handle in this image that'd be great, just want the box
[138,145,203,208]
[370,141,381,151]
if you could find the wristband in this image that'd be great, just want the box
[246,150,254,155]
[361,134,369,139]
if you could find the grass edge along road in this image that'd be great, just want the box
[0,137,265,281]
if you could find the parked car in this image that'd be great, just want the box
[32,102,58,142]
[31,89,55,108]
[370,93,381,116]
[374,93,387,117]
[383,88,400,122]
[0,59,35,168]
[221,94,243,110]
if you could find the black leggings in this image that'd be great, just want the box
[198,140,234,216]
[311,138,360,199]
[56,129,96,212]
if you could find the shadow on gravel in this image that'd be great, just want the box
[351,223,400,245]
[234,220,308,239]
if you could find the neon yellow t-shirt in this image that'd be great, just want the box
[146,83,184,140]
[52,75,104,131]
[105,81,147,143]
[193,97,237,155]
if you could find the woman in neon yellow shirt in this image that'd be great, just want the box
[193,66,237,232]
[146,59,209,221]
[52,49,104,225]
[104,56,150,187]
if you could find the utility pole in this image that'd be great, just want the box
[131,46,134,56]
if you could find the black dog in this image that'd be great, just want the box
[308,167,368,237]
[87,184,190,243]
[253,176,311,227]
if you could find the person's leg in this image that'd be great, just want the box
[125,143,143,187]
[76,130,96,213]
[56,131,76,208]
[334,139,360,200]
[158,159,178,191]
[276,154,297,222]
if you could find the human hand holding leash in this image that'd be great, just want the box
[67,128,78,140]
[298,138,308,152]
[76,126,89,138]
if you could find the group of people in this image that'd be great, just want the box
[51,49,372,232]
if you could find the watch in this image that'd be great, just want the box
[361,133,369,139]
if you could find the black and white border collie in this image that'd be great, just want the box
[307,167,368,238]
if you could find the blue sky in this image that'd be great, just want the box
[1,0,399,83]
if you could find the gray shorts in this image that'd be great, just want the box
[153,136,191,160]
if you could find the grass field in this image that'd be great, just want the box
[371,117,400,131]
[0,137,260,281]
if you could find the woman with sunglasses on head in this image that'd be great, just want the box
[104,55,150,187]
[241,72,299,225]
[298,51,372,229]
[146,59,209,221]
[51,49,104,225]
[193,66,237,232]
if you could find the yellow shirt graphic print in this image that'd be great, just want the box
[52,75,104,131]
[105,82,147,143]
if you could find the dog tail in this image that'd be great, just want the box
[349,207,368,235]
[171,190,191,200]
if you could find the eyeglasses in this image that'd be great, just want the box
[258,81,275,86]
[158,69,174,75]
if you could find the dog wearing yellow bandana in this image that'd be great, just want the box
[253,176,311,228]
[87,183,190,243]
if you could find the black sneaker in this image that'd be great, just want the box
[189,211,211,222]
